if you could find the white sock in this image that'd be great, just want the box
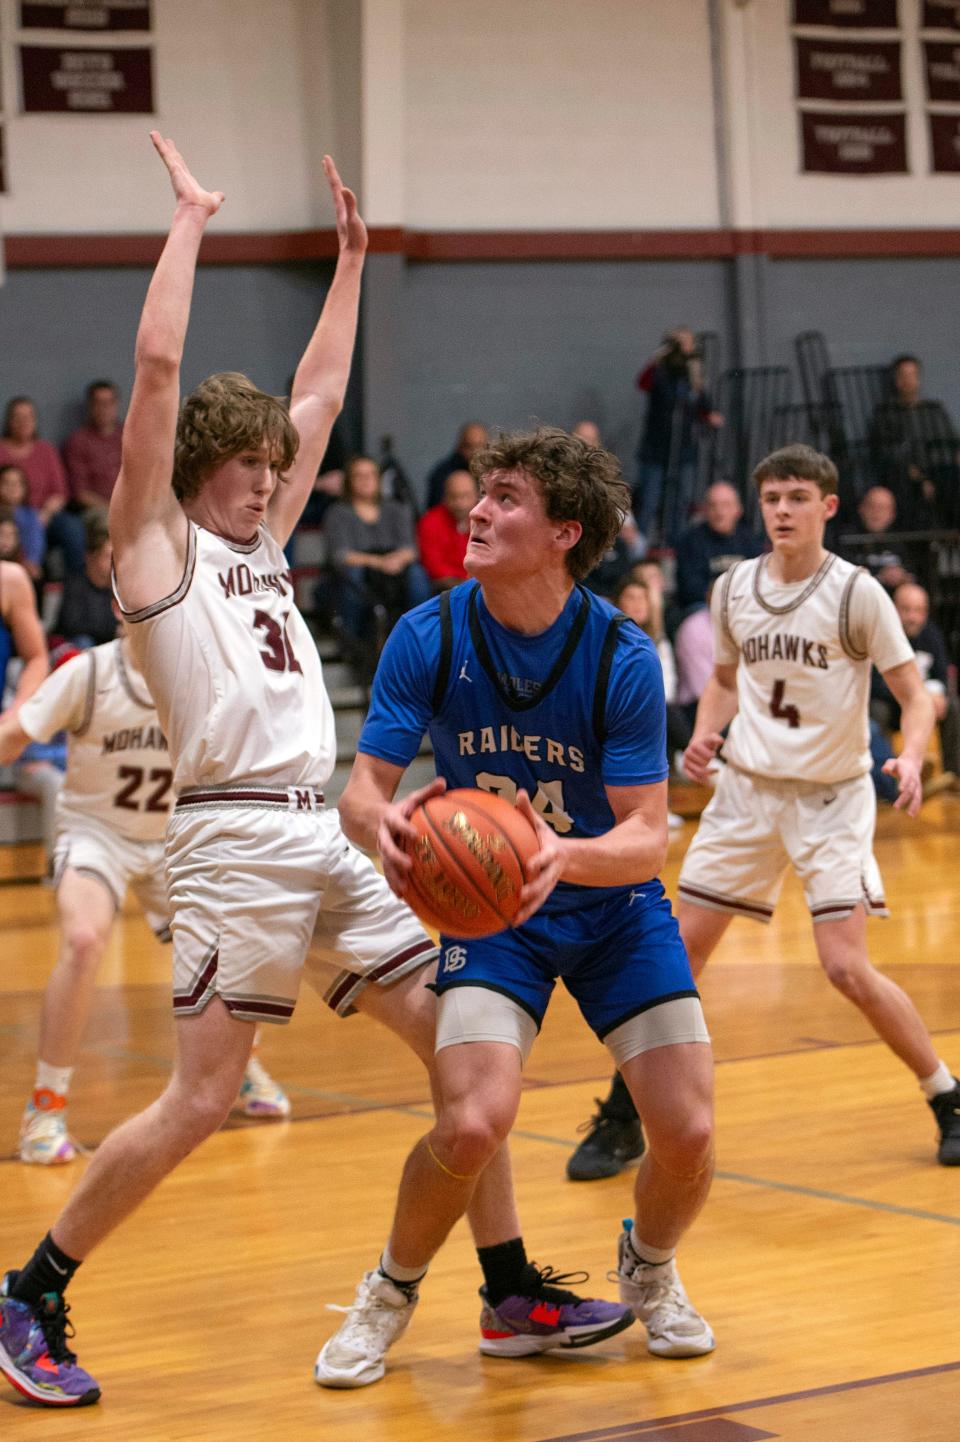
[628,1231,674,1267]
[379,1243,427,1287]
[919,1061,955,1099]
[35,1061,73,1098]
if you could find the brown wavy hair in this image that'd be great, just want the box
[752,443,838,497]
[173,372,299,501]
[469,426,630,580]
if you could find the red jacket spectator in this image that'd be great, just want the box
[63,381,123,508]
[416,470,477,586]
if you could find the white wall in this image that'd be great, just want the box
[0,0,347,232]
[740,0,960,228]
[402,0,720,229]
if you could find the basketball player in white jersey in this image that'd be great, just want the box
[676,443,960,1164]
[0,630,290,1168]
[0,138,618,1410]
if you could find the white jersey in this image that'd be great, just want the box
[117,522,334,793]
[714,552,914,785]
[18,639,172,842]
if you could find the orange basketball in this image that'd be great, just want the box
[406,788,540,939]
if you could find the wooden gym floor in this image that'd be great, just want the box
[1,798,958,1441]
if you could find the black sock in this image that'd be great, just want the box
[10,1233,81,1307]
[606,1070,638,1121]
[477,1237,528,1306]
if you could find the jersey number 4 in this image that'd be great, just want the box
[769,679,800,729]
[253,609,302,674]
[475,771,573,834]
[114,766,173,813]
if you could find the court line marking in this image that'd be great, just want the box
[537,1357,960,1441]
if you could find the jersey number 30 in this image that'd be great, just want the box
[475,771,573,834]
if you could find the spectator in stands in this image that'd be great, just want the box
[0,465,46,580]
[425,421,488,508]
[417,469,477,590]
[868,355,958,528]
[634,327,722,546]
[0,508,21,564]
[62,380,123,511]
[674,582,716,733]
[54,512,117,648]
[673,480,762,614]
[871,581,959,798]
[0,397,85,574]
[615,576,692,772]
[325,455,431,652]
[845,486,912,592]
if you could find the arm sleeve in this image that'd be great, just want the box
[846,573,916,674]
[600,632,669,787]
[357,614,439,767]
[17,653,91,742]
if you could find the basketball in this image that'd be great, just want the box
[405,788,540,939]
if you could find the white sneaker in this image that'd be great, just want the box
[667,811,685,831]
[19,1098,78,1165]
[236,1056,291,1118]
[614,1234,714,1357]
[314,1270,419,1388]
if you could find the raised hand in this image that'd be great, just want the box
[323,154,367,257]
[150,131,224,218]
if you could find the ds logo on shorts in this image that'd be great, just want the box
[442,945,468,973]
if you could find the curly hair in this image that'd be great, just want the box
[173,372,299,502]
[469,426,629,580]
[752,443,838,497]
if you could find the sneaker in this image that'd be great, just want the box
[567,1100,645,1181]
[667,811,685,831]
[314,1269,418,1388]
[930,1079,960,1165]
[19,1093,77,1165]
[614,1234,714,1357]
[479,1262,634,1356]
[236,1056,291,1118]
[0,1273,100,1407]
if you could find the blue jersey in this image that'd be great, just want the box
[359,581,668,913]
[0,567,13,695]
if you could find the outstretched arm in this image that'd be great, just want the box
[269,157,368,546]
[110,133,224,602]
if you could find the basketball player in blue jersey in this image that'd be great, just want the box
[317,427,715,1385]
[0,559,48,713]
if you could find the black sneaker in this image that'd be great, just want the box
[929,1080,960,1166]
[567,1100,645,1181]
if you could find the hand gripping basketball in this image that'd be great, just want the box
[406,789,540,939]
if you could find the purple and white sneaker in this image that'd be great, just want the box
[0,1273,100,1407]
[479,1262,635,1356]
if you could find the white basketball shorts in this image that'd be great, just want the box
[167,786,436,1024]
[54,809,170,937]
[678,764,888,925]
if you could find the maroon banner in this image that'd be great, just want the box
[924,41,960,100]
[800,109,908,171]
[928,111,960,168]
[922,1,960,32]
[20,2,151,29]
[793,0,899,26]
[20,45,153,112]
[795,38,902,101]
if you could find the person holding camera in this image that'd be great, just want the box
[634,327,722,548]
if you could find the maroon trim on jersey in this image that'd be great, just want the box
[838,566,869,661]
[203,522,263,555]
[175,787,325,809]
[324,937,439,1016]
[115,638,155,708]
[751,551,837,617]
[117,523,198,624]
[678,881,775,921]
[222,996,296,1021]
[718,559,744,649]
[73,648,98,737]
[173,948,220,1012]
[811,895,888,919]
